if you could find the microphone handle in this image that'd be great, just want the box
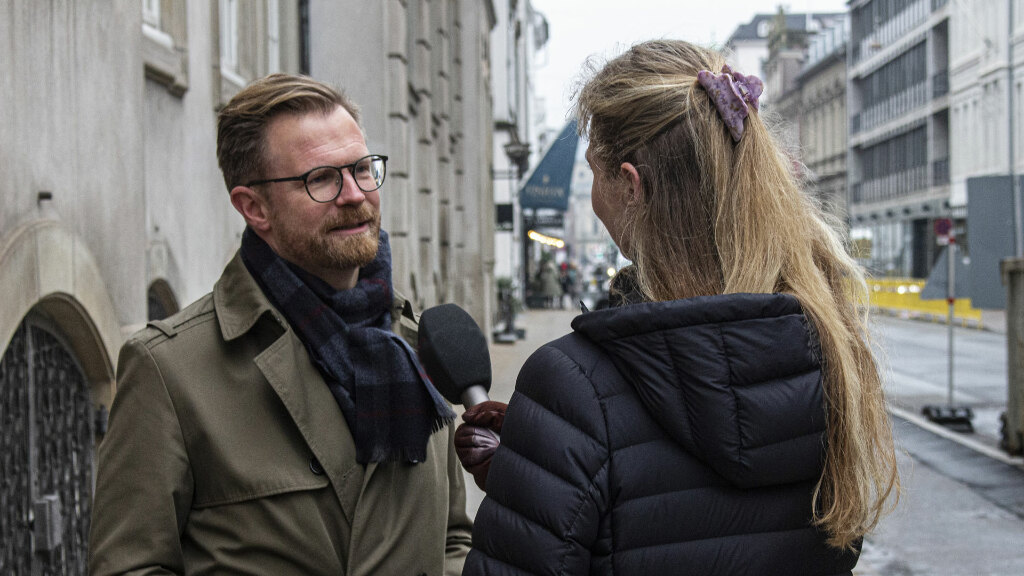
[460,386,500,441]
[461,386,491,408]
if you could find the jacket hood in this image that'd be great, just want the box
[572,293,826,489]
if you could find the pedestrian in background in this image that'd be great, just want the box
[89,74,471,575]
[457,40,899,575]
[565,262,580,308]
[538,258,563,309]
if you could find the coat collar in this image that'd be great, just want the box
[215,249,412,340]
[213,251,283,341]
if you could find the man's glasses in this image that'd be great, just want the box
[245,154,388,203]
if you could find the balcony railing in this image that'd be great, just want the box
[933,70,949,98]
[852,0,932,66]
[857,82,928,134]
[852,166,930,204]
[851,113,862,135]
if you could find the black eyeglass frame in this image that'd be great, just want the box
[244,154,389,203]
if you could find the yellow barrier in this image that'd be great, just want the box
[866,277,983,328]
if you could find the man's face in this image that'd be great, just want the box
[259,106,381,286]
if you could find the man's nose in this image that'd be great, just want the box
[334,171,366,205]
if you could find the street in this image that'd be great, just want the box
[465,306,1024,575]
[862,315,1024,575]
[873,314,1009,449]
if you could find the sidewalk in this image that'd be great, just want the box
[463,306,580,517]
[857,418,1024,575]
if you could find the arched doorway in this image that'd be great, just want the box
[0,314,94,575]
[0,220,119,576]
[147,279,180,321]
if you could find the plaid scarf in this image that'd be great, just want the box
[240,227,454,464]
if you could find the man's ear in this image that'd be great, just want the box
[229,186,272,232]
[619,162,642,205]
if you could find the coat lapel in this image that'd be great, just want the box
[214,252,365,525]
[255,331,364,525]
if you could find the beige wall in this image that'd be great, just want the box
[0,1,148,333]
[0,0,146,406]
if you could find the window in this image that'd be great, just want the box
[219,0,241,82]
[143,0,161,27]
[267,0,280,73]
[142,0,188,95]
[212,0,300,107]
[299,0,311,74]
[757,19,771,38]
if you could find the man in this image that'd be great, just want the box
[89,74,472,575]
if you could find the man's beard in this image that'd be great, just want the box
[277,206,381,273]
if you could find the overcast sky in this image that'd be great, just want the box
[529,0,849,128]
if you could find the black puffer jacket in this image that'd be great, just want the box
[464,293,859,575]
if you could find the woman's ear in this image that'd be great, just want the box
[230,186,272,233]
[619,162,642,205]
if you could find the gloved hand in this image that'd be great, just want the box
[454,400,507,491]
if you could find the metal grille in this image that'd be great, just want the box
[31,325,93,575]
[0,324,32,575]
[0,321,93,575]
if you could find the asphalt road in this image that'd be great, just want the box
[871,314,1009,449]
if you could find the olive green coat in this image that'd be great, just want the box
[89,253,472,576]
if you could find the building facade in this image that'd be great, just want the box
[728,12,844,103]
[490,0,549,303]
[758,11,848,221]
[949,0,1024,209]
[847,0,951,278]
[0,1,497,571]
[799,18,850,218]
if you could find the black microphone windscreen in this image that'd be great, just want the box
[418,303,492,404]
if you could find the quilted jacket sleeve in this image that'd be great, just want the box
[464,338,610,575]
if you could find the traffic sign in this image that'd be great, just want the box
[935,218,953,245]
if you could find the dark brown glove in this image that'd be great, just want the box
[454,400,507,491]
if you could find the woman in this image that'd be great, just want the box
[458,40,898,575]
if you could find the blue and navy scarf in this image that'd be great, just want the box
[240,227,454,464]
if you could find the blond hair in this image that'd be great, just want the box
[216,73,360,192]
[574,40,898,550]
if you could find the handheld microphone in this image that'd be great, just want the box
[418,303,493,408]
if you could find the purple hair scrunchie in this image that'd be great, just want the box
[696,64,764,142]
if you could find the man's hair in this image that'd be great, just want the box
[216,73,360,192]
[574,39,899,551]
